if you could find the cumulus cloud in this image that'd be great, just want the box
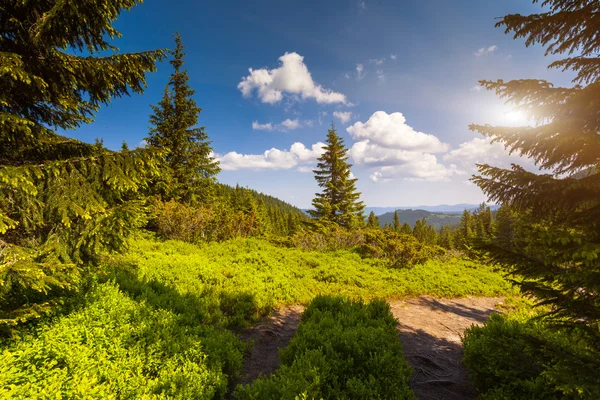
[252,119,310,132]
[347,111,457,182]
[347,111,449,153]
[252,121,274,131]
[217,142,326,171]
[238,52,347,105]
[369,57,385,65]
[474,45,497,56]
[390,54,397,60]
[356,63,365,80]
[333,111,352,124]
[280,118,301,130]
[370,159,461,183]
[443,137,536,172]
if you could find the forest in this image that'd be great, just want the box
[0,0,599,399]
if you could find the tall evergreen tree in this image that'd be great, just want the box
[471,1,600,339]
[147,33,220,203]
[367,211,380,229]
[0,0,165,328]
[393,211,401,232]
[439,225,454,249]
[309,125,365,228]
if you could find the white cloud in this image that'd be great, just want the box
[360,1,367,9]
[347,111,457,182]
[443,137,535,172]
[238,52,347,105]
[137,139,147,149]
[470,85,482,92]
[369,58,385,65]
[217,142,326,171]
[318,111,328,126]
[376,69,385,82]
[369,160,461,182]
[252,119,310,132]
[296,166,313,173]
[252,121,274,131]
[333,111,352,124]
[356,63,365,80]
[344,72,351,79]
[280,118,301,130]
[347,111,449,153]
[474,45,497,56]
[390,54,397,60]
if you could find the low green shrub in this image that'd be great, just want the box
[235,295,416,400]
[359,229,445,268]
[118,236,514,311]
[291,222,364,252]
[0,282,245,399]
[462,299,600,399]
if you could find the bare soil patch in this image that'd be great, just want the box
[233,304,305,388]
[390,296,503,400]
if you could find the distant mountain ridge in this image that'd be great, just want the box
[364,204,499,216]
[377,209,464,230]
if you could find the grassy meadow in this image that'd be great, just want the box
[0,235,514,398]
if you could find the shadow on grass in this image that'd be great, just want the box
[106,265,269,330]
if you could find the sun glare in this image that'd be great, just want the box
[504,110,527,125]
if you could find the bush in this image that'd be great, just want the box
[462,299,600,399]
[359,229,444,268]
[153,199,260,243]
[0,282,245,399]
[291,222,364,252]
[234,295,416,400]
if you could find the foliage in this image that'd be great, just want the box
[234,296,416,400]
[366,211,380,229]
[0,0,166,329]
[214,183,308,237]
[359,230,443,268]
[309,125,365,228]
[146,33,220,204]
[153,199,262,243]
[291,222,364,252]
[463,299,600,399]
[118,236,514,311]
[0,282,245,399]
[469,0,600,337]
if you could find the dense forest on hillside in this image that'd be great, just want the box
[1,0,598,399]
[378,209,463,230]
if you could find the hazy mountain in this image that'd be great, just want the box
[365,204,499,216]
[377,209,463,230]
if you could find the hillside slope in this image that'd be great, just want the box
[378,209,462,229]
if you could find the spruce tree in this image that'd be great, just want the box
[393,211,401,232]
[367,211,380,229]
[0,0,165,328]
[471,1,600,339]
[309,125,365,228]
[147,33,220,204]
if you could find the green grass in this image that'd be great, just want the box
[0,282,245,399]
[0,235,514,399]
[235,295,416,400]
[117,235,514,315]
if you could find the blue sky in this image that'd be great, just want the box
[72,0,573,208]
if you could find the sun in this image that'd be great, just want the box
[504,110,527,125]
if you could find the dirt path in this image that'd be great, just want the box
[389,296,503,400]
[232,296,503,399]
[233,305,304,388]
